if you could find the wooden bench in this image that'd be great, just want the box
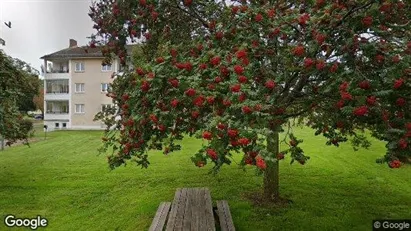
[149,188,235,231]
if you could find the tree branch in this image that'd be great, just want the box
[335,1,376,27]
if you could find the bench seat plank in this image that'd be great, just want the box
[149,202,172,231]
[166,188,184,231]
[203,188,215,231]
[216,200,235,231]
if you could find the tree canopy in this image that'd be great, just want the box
[90,0,410,200]
[0,50,37,146]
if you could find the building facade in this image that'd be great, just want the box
[40,39,133,131]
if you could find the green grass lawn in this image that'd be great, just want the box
[0,126,410,231]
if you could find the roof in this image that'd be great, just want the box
[40,44,138,60]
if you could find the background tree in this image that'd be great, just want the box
[91,0,410,202]
[10,58,41,113]
[33,88,44,115]
[0,50,35,148]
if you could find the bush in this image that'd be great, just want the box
[4,118,34,146]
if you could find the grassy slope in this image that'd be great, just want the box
[0,127,410,231]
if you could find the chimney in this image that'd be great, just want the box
[69,39,77,48]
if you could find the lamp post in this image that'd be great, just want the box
[43,125,48,140]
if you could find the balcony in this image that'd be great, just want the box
[44,61,70,79]
[45,93,70,101]
[45,72,70,79]
[45,101,70,121]
[45,80,70,100]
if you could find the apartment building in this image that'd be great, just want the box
[40,39,134,131]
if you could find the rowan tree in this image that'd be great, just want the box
[90,0,411,201]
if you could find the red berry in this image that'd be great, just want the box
[141,81,150,92]
[202,131,213,140]
[366,96,377,106]
[169,79,179,88]
[233,65,244,75]
[362,16,373,27]
[217,123,226,130]
[316,60,326,70]
[396,98,406,107]
[171,99,179,108]
[210,56,221,66]
[214,76,222,83]
[398,139,407,149]
[315,33,326,45]
[184,0,192,7]
[256,157,267,169]
[236,49,247,59]
[389,160,401,168]
[394,78,404,89]
[353,106,368,116]
[122,94,130,101]
[237,137,250,146]
[293,45,305,57]
[215,31,224,40]
[206,149,218,160]
[358,80,371,90]
[265,80,276,89]
[156,57,164,63]
[230,84,241,92]
[304,58,315,68]
[191,111,200,118]
[255,13,263,22]
[277,153,285,160]
[193,96,205,107]
[227,129,239,138]
[149,114,158,123]
[237,75,248,83]
[185,88,196,97]
[242,106,252,114]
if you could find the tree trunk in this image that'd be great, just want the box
[0,136,4,151]
[263,128,280,201]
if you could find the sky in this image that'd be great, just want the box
[0,0,96,76]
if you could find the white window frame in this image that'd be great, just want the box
[101,64,112,72]
[75,83,85,93]
[75,62,85,72]
[101,83,110,93]
[75,104,85,114]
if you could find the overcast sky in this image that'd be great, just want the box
[0,0,95,75]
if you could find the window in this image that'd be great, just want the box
[75,104,85,113]
[75,62,85,72]
[101,64,112,71]
[55,123,59,128]
[101,83,110,93]
[62,123,67,128]
[75,83,85,93]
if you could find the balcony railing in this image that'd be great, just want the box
[45,111,69,114]
[46,70,69,73]
[46,90,69,94]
